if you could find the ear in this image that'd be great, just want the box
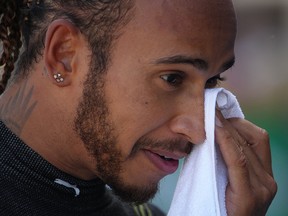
[44,19,83,87]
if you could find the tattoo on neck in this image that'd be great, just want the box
[43,67,49,77]
[0,81,38,136]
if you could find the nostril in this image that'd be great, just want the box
[174,127,206,145]
[184,142,194,154]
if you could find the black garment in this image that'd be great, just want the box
[0,121,165,216]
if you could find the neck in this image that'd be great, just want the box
[0,77,97,181]
[0,79,37,137]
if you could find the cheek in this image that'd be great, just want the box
[106,92,167,155]
[104,71,174,155]
[105,75,146,127]
[109,95,154,140]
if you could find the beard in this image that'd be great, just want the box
[73,62,158,204]
[73,60,192,204]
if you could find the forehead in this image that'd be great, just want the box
[134,0,236,42]
[110,0,237,68]
[135,0,236,26]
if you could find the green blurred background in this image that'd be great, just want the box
[152,0,288,215]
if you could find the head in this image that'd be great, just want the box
[0,0,133,90]
[0,0,237,204]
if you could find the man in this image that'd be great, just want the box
[0,0,277,215]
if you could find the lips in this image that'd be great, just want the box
[143,149,186,174]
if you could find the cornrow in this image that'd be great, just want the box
[0,0,134,95]
[0,0,22,94]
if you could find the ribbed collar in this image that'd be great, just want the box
[0,121,111,209]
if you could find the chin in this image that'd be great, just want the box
[109,180,159,204]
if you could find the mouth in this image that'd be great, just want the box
[143,149,185,175]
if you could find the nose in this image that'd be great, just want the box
[168,93,206,145]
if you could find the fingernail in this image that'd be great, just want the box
[215,116,223,128]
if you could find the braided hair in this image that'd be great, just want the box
[0,0,134,94]
[0,0,22,93]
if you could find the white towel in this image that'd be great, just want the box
[167,88,244,216]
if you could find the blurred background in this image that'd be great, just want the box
[152,0,288,215]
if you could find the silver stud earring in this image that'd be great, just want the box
[53,73,64,83]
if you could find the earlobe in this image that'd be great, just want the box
[44,19,81,87]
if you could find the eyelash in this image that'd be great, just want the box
[160,73,184,88]
[205,75,226,88]
[160,73,226,89]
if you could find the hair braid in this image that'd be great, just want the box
[0,0,22,94]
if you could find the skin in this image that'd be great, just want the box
[100,0,236,197]
[0,0,276,214]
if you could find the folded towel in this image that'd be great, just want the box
[167,88,244,216]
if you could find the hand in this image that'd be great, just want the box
[215,110,277,216]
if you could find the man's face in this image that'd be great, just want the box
[75,0,237,203]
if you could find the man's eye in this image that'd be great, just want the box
[160,73,183,87]
[205,75,226,88]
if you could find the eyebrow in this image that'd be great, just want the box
[153,55,235,72]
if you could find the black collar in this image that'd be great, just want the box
[0,120,111,209]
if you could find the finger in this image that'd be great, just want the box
[242,147,277,202]
[215,112,251,195]
[228,118,273,176]
[216,111,278,215]
[216,111,277,199]
[216,111,272,183]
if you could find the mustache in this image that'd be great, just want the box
[130,136,193,157]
